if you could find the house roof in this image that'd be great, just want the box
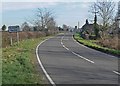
[81,23,94,31]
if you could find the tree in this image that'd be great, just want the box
[90,0,115,38]
[86,19,89,25]
[63,24,68,31]
[95,1,115,30]
[47,17,56,30]
[21,22,31,31]
[94,1,115,30]
[36,8,56,32]
[94,14,99,38]
[2,25,6,31]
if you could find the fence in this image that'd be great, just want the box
[2,31,46,48]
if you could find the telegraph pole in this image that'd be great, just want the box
[10,33,13,46]
[78,21,79,29]
[16,31,19,45]
[118,1,120,28]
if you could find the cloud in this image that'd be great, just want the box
[0,3,2,13]
[60,2,91,11]
[2,0,59,2]
[2,2,58,11]
[0,0,104,2]
[2,0,119,2]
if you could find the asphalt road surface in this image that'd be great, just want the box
[37,32,119,85]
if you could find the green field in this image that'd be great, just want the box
[2,36,51,84]
[74,33,120,56]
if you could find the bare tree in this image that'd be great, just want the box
[36,8,56,32]
[90,0,115,38]
[91,0,115,31]
[62,24,69,31]
[21,22,31,31]
[47,17,56,29]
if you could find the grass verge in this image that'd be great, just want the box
[74,33,120,56]
[2,36,51,84]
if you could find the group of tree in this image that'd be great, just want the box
[62,24,70,31]
[21,22,31,31]
[21,8,58,35]
[33,8,57,32]
[89,0,118,39]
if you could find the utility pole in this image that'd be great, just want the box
[10,33,13,46]
[16,31,19,45]
[118,1,120,28]
[78,21,79,29]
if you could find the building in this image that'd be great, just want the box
[80,19,95,39]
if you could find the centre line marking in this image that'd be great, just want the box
[72,51,94,64]
[113,71,120,75]
[61,41,63,45]
[63,44,69,50]
[61,35,94,64]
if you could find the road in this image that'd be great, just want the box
[37,32,119,85]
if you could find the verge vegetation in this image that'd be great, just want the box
[2,36,51,84]
[74,33,120,56]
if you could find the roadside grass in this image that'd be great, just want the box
[2,36,51,84]
[74,33,120,56]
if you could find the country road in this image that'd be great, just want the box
[37,32,119,85]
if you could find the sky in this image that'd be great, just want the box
[0,0,119,28]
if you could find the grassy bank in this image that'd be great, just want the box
[74,33,120,56]
[2,36,51,84]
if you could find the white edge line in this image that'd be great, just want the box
[71,36,95,63]
[36,37,56,86]
[113,71,120,75]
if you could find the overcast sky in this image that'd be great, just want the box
[0,0,119,28]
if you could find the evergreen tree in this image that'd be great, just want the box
[2,25,6,31]
[94,14,99,38]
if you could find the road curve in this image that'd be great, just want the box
[37,32,119,85]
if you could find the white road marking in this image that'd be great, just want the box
[62,44,69,50]
[72,52,94,64]
[72,35,116,58]
[61,41,63,45]
[63,34,119,76]
[36,38,56,86]
[72,35,90,49]
[61,35,94,64]
[113,71,120,75]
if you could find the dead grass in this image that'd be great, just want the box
[99,35,119,50]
